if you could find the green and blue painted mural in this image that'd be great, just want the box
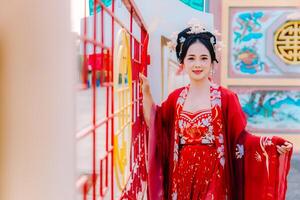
[233,88,300,133]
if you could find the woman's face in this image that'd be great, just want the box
[183,41,213,82]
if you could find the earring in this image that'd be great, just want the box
[210,66,216,79]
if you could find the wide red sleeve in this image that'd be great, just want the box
[148,88,181,200]
[221,87,247,199]
[221,87,247,143]
[221,87,293,200]
[241,131,292,200]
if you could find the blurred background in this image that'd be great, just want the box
[1,0,299,199]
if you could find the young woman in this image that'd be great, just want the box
[140,26,293,200]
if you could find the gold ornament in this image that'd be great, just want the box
[274,20,300,64]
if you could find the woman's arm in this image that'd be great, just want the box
[139,73,154,127]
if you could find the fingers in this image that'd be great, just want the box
[276,145,286,154]
[284,142,293,151]
[139,73,150,94]
[276,142,293,155]
[139,73,147,82]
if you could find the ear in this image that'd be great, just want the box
[176,63,184,75]
[179,63,184,69]
[181,63,189,74]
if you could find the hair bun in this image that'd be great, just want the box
[175,27,218,63]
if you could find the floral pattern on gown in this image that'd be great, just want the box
[148,80,292,200]
[171,108,227,200]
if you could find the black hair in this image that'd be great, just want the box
[175,27,218,64]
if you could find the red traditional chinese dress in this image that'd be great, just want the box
[148,80,292,200]
[172,108,227,200]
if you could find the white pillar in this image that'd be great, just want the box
[0,1,75,200]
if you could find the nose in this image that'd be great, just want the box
[193,60,203,68]
[194,62,202,68]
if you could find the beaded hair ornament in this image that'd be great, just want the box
[166,20,223,56]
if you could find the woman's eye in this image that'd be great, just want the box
[188,57,194,60]
[202,57,208,60]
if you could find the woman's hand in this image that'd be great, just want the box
[139,73,154,127]
[139,73,150,95]
[276,142,293,155]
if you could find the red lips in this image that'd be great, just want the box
[192,69,203,75]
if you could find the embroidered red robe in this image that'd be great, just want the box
[148,84,292,200]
